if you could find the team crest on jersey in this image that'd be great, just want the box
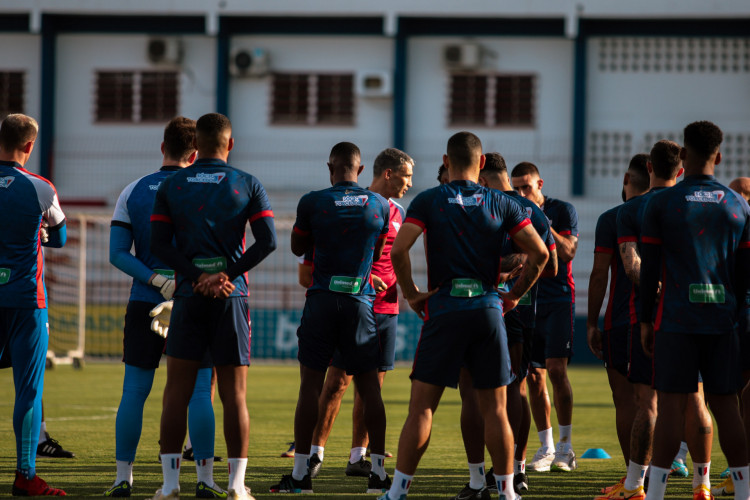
[187,172,226,184]
[525,207,533,217]
[685,190,725,203]
[0,176,15,188]
[335,195,368,207]
[448,193,483,206]
[149,182,162,191]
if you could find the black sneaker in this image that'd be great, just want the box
[104,481,132,498]
[182,447,223,462]
[513,472,529,493]
[485,467,496,493]
[269,474,312,494]
[366,473,392,494]
[345,457,372,477]
[308,454,322,478]
[451,483,491,500]
[37,433,75,458]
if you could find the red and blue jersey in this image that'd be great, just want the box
[0,161,66,309]
[293,181,389,304]
[371,199,405,314]
[640,175,750,334]
[405,180,530,318]
[151,158,274,298]
[595,204,632,330]
[537,196,578,305]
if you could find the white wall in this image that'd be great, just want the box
[53,34,216,202]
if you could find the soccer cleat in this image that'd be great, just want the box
[37,433,75,458]
[12,472,67,496]
[719,467,730,479]
[485,467,497,492]
[345,457,372,477]
[196,482,227,499]
[182,448,223,462]
[366,448,394,458]
[280,442,295,458]
[600,477,625,494]
[550,444,577,472]
[148,488,179,500]
[528,447,555,472]
[308,454,322,479]
[513,472,529,493]
[450,483,491,500]
[268,474,313,494]
[693,484,715,500]
[670,459,689,477]
[103,481,132,497]
[711,476,734,496]
[366,473,392,494]
[226,487,255,500]
[593,483,645,499]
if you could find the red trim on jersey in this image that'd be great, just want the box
[248,210,274,223]
[508,218,532,236]
[617,236,637,245]
[150,214,172,223]
[548,242,556,252]
[595,246,614,254]
[36,237,46,308]
[566,259,575,312]
[739,241,750,249]
[558,229,573,236]
[293,226,310,236]
[377,233,387,241]
[641,236,662,245]
[603,255,617,331]
[18,167,58,194]
[404,217,426,230]
[628,284,637,325]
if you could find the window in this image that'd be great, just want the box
[0,71,24,119]
[95,70,178,123]
[449,74,535,127]
[272,73,354,126]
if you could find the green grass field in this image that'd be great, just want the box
[0,363,727,499]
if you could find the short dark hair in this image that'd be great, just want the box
[437,164,447,182]
[329,142,361,170]
[163,116,196,162]
[195,113,232,154]
[649,140,682,180]
[446,131,482,170]
[510,161,540,178]
[627,153,650,192]
[373,148,413,177]
[483,152,508,174]
[0,114,38,152]
[683,120,723,162]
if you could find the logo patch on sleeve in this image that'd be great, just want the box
[0,176,15,188]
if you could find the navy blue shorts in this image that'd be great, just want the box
[627,323,652,385]
[298,292,379,376]
[653,330,742,395]
[167,296,250,366]
[530,301,575,368]
[602,324,629,377]
[123,301,167,370]
[411,308,513,390]
[332,313,398,372]
[739,308,750,371]
[505,309,524,346]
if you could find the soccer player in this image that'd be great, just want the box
[0,113,67,496]
[150,113,277,500]
[587,154,649,473]
[640,121,750,500]
[305,148,412,479]
[380,132,549,500]
[107,117,223,498]
[511,162,579,472]
[270,142,390,495]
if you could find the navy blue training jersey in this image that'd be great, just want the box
[595,205,632,330]
[404,180,530,319]
[151,158,274,297]
[293,181,389,304]
[537,196,578,304]
[641,175,750,334]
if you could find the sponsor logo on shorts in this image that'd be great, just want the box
[685,190,725,203]
[186,172,226,184]
[335,195,368,207]
[0,176,15,188]
[447,193,483,206]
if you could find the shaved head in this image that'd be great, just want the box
[729,177,750,202]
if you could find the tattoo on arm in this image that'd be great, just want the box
[619,241,641,286]
[501,253,526,272]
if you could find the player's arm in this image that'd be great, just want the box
[618,241,641,286]
[43,221,67,248]
[550,227,577,262]
[291,193,314,256]
[109,223,157,284]
[586,251,611,359]
[501,225,549,313]
[150,218,203,282]
[541,247,558,277]
[391,222,436,319]
[639,203,662,357]
[42,193,67,248]
[225,215,277,281]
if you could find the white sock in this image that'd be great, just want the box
[371,453,387,481]
[310,445,324,461]
[692,462,710,489]
[493,473,515,498]
[644,465,670,500]
[730,466,750,499]
[292,453,309,480]
[538,428,554,451]
[514,460,526,474]
[115,460,133,485]
[558,424,572,451]
[388,470,413,499]
[624,461,648,491]
[160,453,181,495]
[184,436,192,452]
[227,458,247,493]
[674,441,688,462]
[468,462,485,489]
[196,458,214,486]
[350,447,367,464]
[39,422,48,443]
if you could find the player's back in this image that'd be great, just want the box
[596,204,632,329]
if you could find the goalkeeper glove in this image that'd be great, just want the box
[149,300,173,338]
[150,273,175,300]
[40,222,49,244]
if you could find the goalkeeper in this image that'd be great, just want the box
[107,117,223,499]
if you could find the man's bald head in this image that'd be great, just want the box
[729,177,750,202]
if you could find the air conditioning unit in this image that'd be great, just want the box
[147,38,183,65]
[443,43,483,70]
[355,70,392,98]
[229,48,270,77]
